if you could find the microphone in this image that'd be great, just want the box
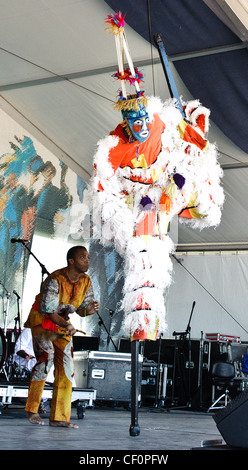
[11,238,29,243]
[0,280,10,296]
[13,290,21,299]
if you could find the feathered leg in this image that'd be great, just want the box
[122,235,174,340]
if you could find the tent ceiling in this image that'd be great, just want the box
[204,0,248,41]
[0,0,247,250]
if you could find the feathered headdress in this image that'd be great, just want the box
[105,11,147,112]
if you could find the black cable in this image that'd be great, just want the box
[147,0,156,96]
[0,46,114,104]
[172,253,248,335]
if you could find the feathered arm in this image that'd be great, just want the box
[91,134,135,255]
[176,101,225,229]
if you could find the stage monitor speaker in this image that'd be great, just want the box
[119,339,131,353]
[73,335,99,351]
[214,390,248,448]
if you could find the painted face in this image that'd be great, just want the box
[123,106,151,143]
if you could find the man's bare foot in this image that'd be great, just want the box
[49,421,78,429]
[26,412,45,425]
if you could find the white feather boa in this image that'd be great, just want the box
[91,97,224,338]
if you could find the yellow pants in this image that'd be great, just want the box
[25,322,74,423]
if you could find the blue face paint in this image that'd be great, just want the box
[122,105,151,143]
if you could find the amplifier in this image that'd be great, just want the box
[87,351,143,403]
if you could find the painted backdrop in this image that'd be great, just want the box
[0,109,124,347]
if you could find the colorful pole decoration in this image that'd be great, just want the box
[91,12,224,435]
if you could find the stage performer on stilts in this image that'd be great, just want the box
[24,245,99,428]
[91,12,224,344]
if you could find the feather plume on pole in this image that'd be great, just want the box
[105,11,143,105]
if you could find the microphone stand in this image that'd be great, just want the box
[97,309,118,352]
[185,304,194,408]
[171,301,196,409]
[13,290,21,342]
[198,330,204,410]
[0,281,11,380]
[0,280,11,336]
[18,240,50,287]
[154,334,163,407]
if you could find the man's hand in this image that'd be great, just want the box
[65,323,77,336]
[48,312,77,336]
[86,300,100,316]
[25,354,36,360]
[17,350,35,360]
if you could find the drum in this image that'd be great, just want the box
[0,327,7,372]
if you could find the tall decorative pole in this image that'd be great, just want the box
[154,33,185,118]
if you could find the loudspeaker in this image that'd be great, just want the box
[214,390,248,448]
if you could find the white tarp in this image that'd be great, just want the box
[167,252,248,342]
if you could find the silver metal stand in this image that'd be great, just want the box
[0,281,11,336]
[0,281,11,380]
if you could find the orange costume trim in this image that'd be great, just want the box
[178,119,208,151]
[109,113,165,179]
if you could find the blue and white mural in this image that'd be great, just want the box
[0,110,124,345]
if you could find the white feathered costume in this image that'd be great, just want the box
[91,96,224,340]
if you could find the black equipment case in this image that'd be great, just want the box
[87,351,143,403]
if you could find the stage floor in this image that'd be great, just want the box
[0,403,225,452]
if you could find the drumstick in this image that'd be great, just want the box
[63,328,87,337]
[36,327,87,340]
[76,329,86,335]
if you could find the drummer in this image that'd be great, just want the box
[13,327,36,373]
[13,327,54,383]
